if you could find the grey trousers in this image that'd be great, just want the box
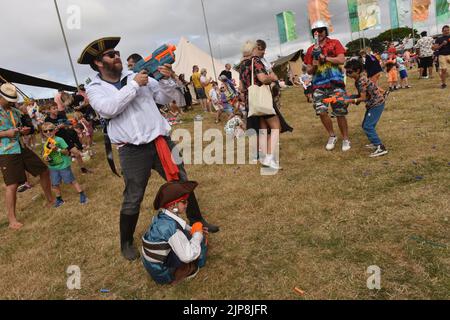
[118,137,202,222]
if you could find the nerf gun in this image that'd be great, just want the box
[322,92,357,105]
[43,137,57,159]
[312,31,322,60]
[133,44,176,80]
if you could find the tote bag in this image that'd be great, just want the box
[247,58,276,117]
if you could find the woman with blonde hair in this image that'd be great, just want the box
[239,40,292,170]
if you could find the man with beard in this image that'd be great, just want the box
[0,83,54,230]
[77,37,219,261]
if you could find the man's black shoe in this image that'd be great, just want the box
[200,219,219,233]
[121,241,140,261]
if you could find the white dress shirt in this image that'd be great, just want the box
[163,209,204,264]
[86,70,177,145]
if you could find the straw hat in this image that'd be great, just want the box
[0,83,18,103]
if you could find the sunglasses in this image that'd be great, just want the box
[179,199,188,205]
[101,50,121,59]
[312,28,327,35]
[43,129,54,133]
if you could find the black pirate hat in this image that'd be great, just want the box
[77,37,121,65]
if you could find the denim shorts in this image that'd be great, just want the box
[222,103,234,114]
[195,88,207,99]
[50,166,75,186]
[312,87,348,117]
[399,69,408,79]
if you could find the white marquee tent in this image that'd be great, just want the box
[172,37,239,82]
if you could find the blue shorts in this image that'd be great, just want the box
[195,88,207,99]
[50,166,75,186]
[399,69,408,79]
[222,103,233,114]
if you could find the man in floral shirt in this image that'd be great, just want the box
[0,83,54,230]
[415,31,435,79]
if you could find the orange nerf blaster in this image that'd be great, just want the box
[42,137,57,159]
[133,44,176,80]
[322,91,354,105]
[190,221,208,245]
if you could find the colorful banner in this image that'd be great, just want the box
[394,0,412,28]
[308,0,334,32]
[412,0,431,23]
[390,0,400,29]
[357,0,381,30]
[276,11,298,44]
[347,0,360,32]
[436,0,450,24]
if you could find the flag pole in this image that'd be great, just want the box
[200,0,217,81]
[410,0,416,47]
[53,0,79,88]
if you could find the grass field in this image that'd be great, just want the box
[0,75,449,300]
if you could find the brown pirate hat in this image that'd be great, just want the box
[153,181,198,210]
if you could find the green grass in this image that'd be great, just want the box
[0,75,449,299]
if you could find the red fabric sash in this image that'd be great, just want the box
[155,136,179,181]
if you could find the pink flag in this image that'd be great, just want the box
[308,0,334,32]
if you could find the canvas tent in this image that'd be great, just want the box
[271,49,304,84]
[173,37,239,83]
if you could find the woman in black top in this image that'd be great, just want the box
[361,47,383,85]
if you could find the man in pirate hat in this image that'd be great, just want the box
[78,37,219,261]
[142,181,208,284]
[0,83,54,230]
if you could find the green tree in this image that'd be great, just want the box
[375,27,419,42]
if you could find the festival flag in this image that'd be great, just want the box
[412,0,431,23]
[357,0,381,31]
[436,0,450,24]
[347,0,360,32]
[390,0,400,29]
[391,0,412,28]
[308,0,334,32]
[276,11,298,44]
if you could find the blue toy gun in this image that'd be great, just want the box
[312,31,322,60]
[133,44,176,80]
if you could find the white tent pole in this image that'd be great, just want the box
[200,0,217,81]
[54,0,79,88]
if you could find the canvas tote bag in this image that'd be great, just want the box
[247,58,276,117]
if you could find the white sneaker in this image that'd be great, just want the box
[325,136,337,151]
[342,139,351,152]
[269,159,282,170]
[365,143,377,150]
[261,154,272,167]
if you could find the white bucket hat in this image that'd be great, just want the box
[0,83,18,102]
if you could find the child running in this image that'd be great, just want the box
[41,122,88,207]
[344,59,388,157]
[396,54,411,89]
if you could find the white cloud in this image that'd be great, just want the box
[1,0,441,98]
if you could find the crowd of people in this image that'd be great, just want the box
[1,23,448,285]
